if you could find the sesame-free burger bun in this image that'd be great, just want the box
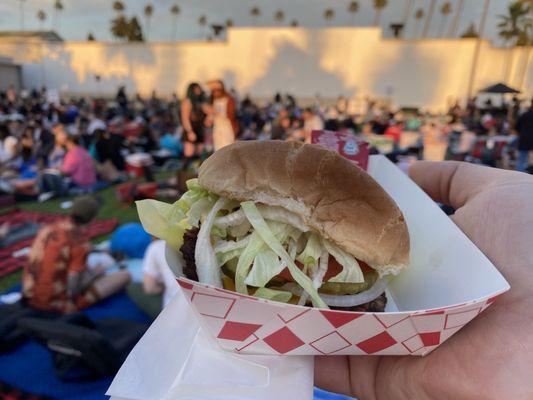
[198,140,409,275]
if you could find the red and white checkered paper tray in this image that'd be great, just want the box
[165,155,510,357]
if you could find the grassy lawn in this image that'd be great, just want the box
[0,171,176,293]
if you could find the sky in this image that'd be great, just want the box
[0,0,514,43]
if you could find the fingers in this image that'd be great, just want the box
[408,161,510,209]
[314,356,353,397]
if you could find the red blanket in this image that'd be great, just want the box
[0,209,118,278]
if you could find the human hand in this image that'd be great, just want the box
[187,130,197,142]
[315,161,533,400]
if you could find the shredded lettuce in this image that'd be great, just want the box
[187,196,216,227]
[175,179,210,213]
[136,179,214,250]
[241,201,328,309]
[245,249,284,287]
[136,199,188,250]
[253,287,293,303]
[215,237,251,266]
[235,231,266,294]
[217,248,243,266]
[323,240,364,283]
[296,233,321,267]
[194,197,228,288]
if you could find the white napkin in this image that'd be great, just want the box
[107,287,314,400]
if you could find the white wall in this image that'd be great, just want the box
[0,27,530,112]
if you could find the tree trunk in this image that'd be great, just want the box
[414,21,422,39]
[466,0,490,98]
[448,0,464,37]
[146,18,151,40]
[402,0,413,24]
[20,0,25,30]
[171,17,177,40]
[517,46,531,89]
[504,45,514,83]
[438,16,446,38]
[422,0,436,38]
[374,9,381,26]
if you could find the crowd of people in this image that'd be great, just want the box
[0,82,531,203]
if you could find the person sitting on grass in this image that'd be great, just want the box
[22,196,131,313]
[39,124,97,200]
[127,239,180,319]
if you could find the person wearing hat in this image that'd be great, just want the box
[22,196,131,313]
[207,79,238,151]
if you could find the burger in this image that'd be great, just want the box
[137,140,409,312]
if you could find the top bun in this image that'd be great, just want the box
[198,140,409,274]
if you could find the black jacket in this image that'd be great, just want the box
[517,109,533,151]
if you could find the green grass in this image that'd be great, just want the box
[0,171,176,293]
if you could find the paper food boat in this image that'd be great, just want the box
[165,155,509,357]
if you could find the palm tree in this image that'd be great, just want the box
[466,0,490,98]
[324,9,335,26]
[373,0,388,27]
[112,1,125,13]
[497,1,531,83]
[422,0,436,38]
[144,4,154,40]
[170,4,180,40]
[448,0,464,37]
[402,0,414,34]
[347,1,359,25]
[290,19,299,27]
[250,6,260,25]
[198,15,207,39]
[53,0,64,32]
[36,10,46,30]
[274,10,285,25]
[414,8,425,39]
[438,2,452,37]
[19,0,26,30]
[226,18,234,28]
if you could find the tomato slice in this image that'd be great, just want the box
[276,257,372,282]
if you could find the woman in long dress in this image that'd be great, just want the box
[180,83,208,167]
[209,81,238,151]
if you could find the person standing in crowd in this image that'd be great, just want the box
[116,85,128,113]
[301,107,324,143]
[180,83,208,166]
[208,80,238,151]
[22,196,131,313]
[515,101,533,172]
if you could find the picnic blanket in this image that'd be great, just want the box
[0,209,118,278]
[0,287,150,400]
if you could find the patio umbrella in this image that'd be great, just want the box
[479,82,521,94]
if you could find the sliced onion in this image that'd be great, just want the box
[214,205,309,233]
[214,236,251,253]
[214,209,245,228]
[282,277,389,308]
[195,197,227,287]
[320,277,389,307]
[313,250,329,289]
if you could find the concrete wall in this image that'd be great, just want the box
[0,27,530,112]
[0,58,22,91]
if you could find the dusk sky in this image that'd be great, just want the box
[0,0,513,43]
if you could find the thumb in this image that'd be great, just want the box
[408,161,510,209]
